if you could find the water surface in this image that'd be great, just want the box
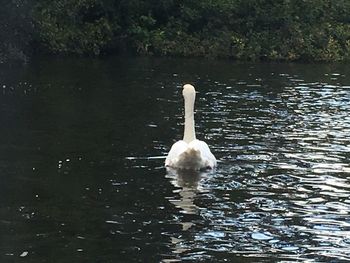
[1,57,350,262]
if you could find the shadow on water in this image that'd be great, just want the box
[1,56,350,262]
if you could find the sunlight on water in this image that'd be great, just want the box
[1,59,350,262]
[157,68,350,262]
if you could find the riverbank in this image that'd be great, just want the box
[2,0,350,63]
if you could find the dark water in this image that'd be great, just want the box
[1,57,350,262]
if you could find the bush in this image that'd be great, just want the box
[0,0,33,63]
[2,0,350,61]
[33,0,118,55]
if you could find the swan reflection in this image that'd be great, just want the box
[165,168,208,257]
[166,168,208,213]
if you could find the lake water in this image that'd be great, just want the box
[1,57,350,262]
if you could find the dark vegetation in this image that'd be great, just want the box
[2,0,350,62]
[0,0,33,63]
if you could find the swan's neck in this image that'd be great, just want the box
[183,93,196,143]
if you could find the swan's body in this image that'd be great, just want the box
[165,84,216,170]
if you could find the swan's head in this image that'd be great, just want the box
[182,84,196,100]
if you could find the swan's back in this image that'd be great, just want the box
[165,84,216,170]
[165,140,216,170]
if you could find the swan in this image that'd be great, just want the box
[165,84,217,170]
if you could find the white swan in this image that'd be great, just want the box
[165,84,217,170]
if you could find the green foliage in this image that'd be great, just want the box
[0,0,33,63]
[34,0,118,55]
[141,0,350,61]
[3,0,350,61]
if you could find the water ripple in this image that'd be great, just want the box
[162,73,350,262]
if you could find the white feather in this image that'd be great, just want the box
[165,84,217,170]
